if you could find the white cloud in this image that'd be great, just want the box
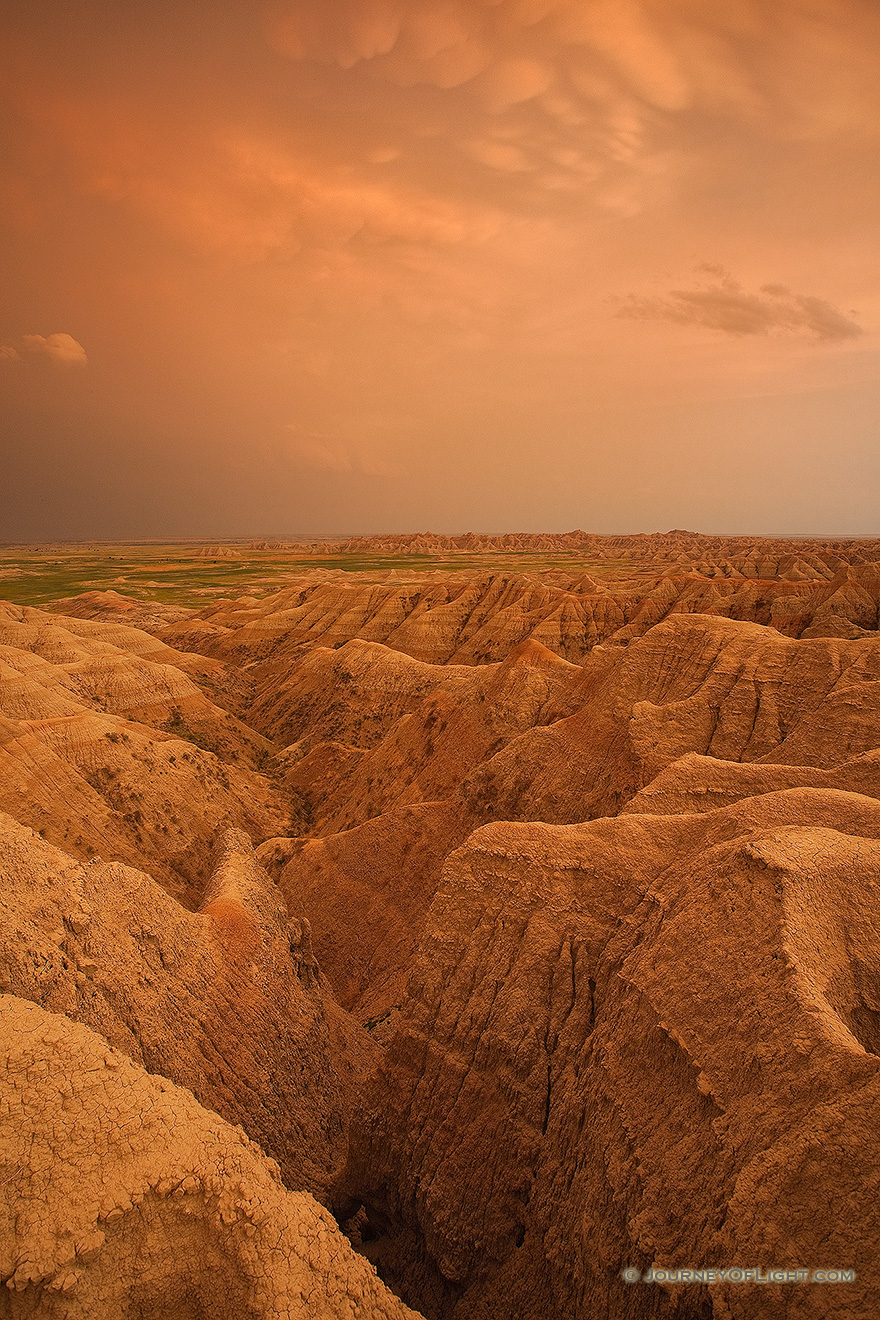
[21,333,88,366]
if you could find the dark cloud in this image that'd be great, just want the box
[616,271,863,342]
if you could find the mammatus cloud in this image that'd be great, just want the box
[615,270,863,342]
[20,333,89,365]
[268,0,880,144]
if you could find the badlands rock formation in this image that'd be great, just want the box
[160,559,880,675]
[50,588,193,630]
[346,794,880,1319]
[5,531,880,1319]
[0,816,372,1196]
[0,995,419,1320]
[0,602,283,905]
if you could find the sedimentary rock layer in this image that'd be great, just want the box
[0,994,421,1320]
[158,564,880,683]
[347,792,880,1319]
[0,815,372,1197]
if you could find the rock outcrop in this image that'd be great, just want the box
[0,994,421,1320]
[346,792,880,1319]
[0,606,289,904]
[254,615,880,1039]
[254,637,577,833]
[0,815,373,1197]
[260,800,474,1021]
[459,613,880,826]
[0,601,269,760]
[49,588,194,629]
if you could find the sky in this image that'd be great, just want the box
[1,0,879,539]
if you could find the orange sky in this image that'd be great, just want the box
[1,0,878,537]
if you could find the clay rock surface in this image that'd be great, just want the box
[159,550,880,675]
[0,815,375,1196]
[0,601,271,762]
[0,604,289,903]
[623,748,880,816]
[6,544,880,1320]
[347,790,880,1319]
[161,574,631,668]
[259,616,880,1027]
[49,589,194,629]
[251,640,492,753]
[304,530,880,575]
[0,602,212,678]
[460,613,880,826]
[0,994,422,1320]
[0,708,284,906]
[258,638,577,833]
[260,800,475,1020]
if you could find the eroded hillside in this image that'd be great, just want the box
[3,534,880,1319]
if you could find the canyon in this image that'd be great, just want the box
[2,532,880,1318]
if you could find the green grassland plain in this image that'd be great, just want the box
[0,542,643,609]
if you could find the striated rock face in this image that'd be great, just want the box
[49,589,194,629]
[0,601,268,761]
[250,640,493,754]
[346,793,880,1320]
[326,529,880,568]
[0,606,287,905]
[0,994,421,1320]
[161,573,628,668]
[458,613,880,826]
[256,637,578,834]
[249,618,880,1042]
[622,748,880,817]
[237,607,880,1320]
[0,602,213,677]
[158,556,880,675]
[0,815,373,1198]
[260,800,474,1021]
[0,708,284,908]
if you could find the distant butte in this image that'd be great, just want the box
[2,531,880,1318]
